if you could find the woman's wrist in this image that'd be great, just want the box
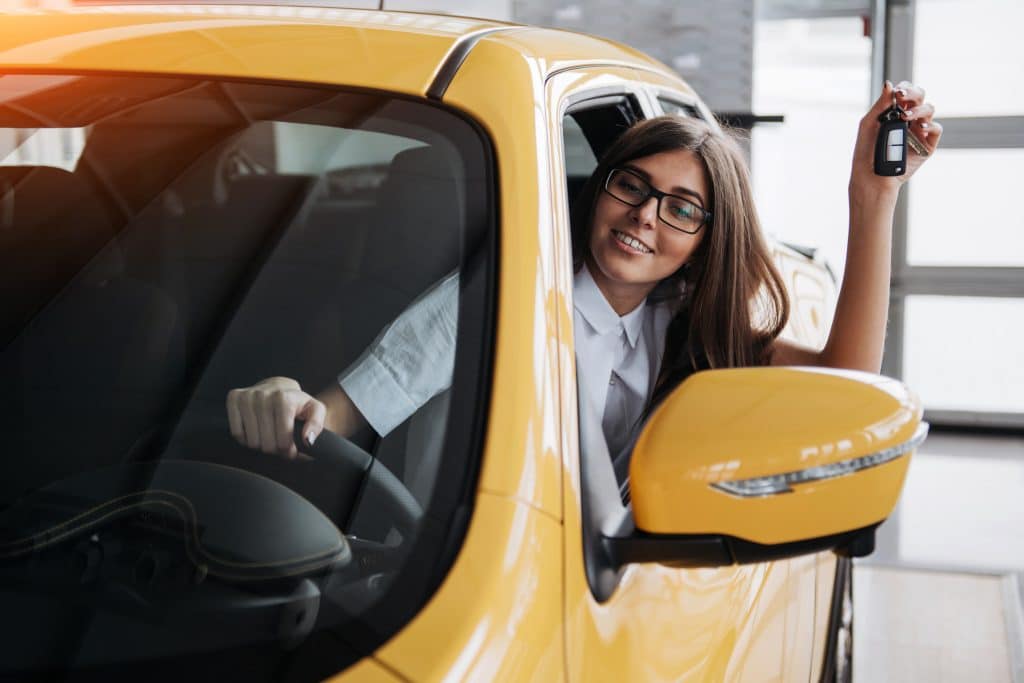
[848,178,900,210]
[846,178,899,242]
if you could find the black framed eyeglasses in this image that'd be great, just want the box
[603,168,711,235]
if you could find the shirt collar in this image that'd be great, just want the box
[574,263,646,349]
[619,297,646,348]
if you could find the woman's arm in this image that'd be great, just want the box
[772,80,942,372]
[226,270,460,458]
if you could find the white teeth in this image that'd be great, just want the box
[613,230,652,254]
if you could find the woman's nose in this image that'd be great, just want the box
[631,196,659,227]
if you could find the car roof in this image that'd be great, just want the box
[0,5,678,98]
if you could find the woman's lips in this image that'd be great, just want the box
[611,229,653,254]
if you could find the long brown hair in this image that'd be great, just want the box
[570,115,789,406]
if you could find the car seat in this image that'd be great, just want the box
[0,166,179,506]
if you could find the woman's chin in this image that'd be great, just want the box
[592,251,661,289]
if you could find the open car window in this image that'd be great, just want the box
[0,74,495,680]
[560,93,662,601]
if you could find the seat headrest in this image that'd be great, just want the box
[364,146,464,296]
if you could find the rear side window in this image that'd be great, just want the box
[0,74,494,680]
[562,95,641,215]
[657,97,702,119]
[560,94,657,599]
[563,115,599,178]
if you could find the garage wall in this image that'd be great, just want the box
[511,0,755,114]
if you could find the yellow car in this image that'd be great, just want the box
[0,6,923,682]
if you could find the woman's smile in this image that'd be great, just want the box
[611,229,654,255]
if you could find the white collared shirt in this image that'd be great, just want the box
[338,271,460,437]
[572,264,671,477]
[339,265,671,474]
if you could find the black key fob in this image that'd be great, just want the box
[874,106,907,176]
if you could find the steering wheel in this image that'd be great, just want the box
[128,413,424,540]
[0,421,423,672]
[290,420,423,539]
[123,411,424,543]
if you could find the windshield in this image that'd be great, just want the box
[0,74,494,680]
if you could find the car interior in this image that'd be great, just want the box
[0,74,495,677]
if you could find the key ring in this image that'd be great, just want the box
[892,88,908,117]
[879,90,904,122]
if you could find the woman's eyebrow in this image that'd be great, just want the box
[622,164,706,205]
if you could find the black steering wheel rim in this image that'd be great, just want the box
[132,414,423,540]
[291,420,423,538]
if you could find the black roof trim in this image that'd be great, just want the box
[427,27,518,101]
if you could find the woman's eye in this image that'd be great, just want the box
[666,199,696,220]
[616,177,645,195]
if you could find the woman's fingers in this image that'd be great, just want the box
[904,99,937,157]
[254,390,279,455]
[864,80,897,122]
[902,101,935,123]
[226,378,318,458]
[909,116,941,147]
[297,398,327,449]
[894,80,926,108]
[237,389,262,450]
[896,83,940,178]
[867,80,939,169]
[852,82,900,177]
[849,79,936,188]
[273,395,298,457]
[894,81,935,144]
[226,388,245,444]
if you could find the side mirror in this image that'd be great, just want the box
[603,367,925,569]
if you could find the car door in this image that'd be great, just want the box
[546,68,802,682]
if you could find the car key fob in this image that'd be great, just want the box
[874,105,907,176]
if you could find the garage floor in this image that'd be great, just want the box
[853,431,1024,683]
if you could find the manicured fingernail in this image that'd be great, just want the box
[895,88,906,97]
[920,121,930,129]
[305,431,317,446]
[903,108,916,119]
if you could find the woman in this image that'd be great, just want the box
[227,80,939,465]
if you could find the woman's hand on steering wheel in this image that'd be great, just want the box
[226,379,422,535]
[226,377,325,459]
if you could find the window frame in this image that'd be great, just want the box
[558,86,663,602]
[881,3,1024,430]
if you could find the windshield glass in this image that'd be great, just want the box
[0,74,494,680]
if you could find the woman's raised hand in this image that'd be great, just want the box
[226,377,325,459]
[851,80,941,194]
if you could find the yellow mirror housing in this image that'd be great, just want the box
[630,367,924,547]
